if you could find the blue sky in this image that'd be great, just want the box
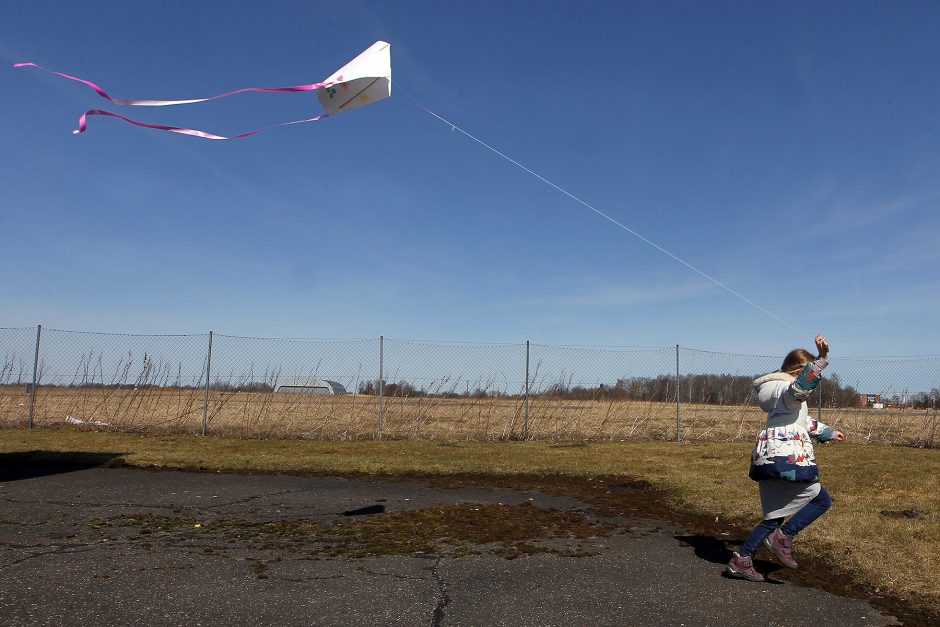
[2,0,939,357]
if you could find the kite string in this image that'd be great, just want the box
[393,92,805,336]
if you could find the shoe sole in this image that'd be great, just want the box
[763,538,799,569]
[725,565,764,582]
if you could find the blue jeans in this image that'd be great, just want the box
[739,485,832,557]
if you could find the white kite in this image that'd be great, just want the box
[14,41,391,140]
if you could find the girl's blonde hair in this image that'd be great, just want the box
[781,348,816,374]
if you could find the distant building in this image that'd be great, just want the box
[859,393,882,408]
[274,378,347,395]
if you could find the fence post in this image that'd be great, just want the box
[28,324,42,429]
[675,344,681,443]
[202,331,213,436]
[377,335,385,440]
[524,340,530,440]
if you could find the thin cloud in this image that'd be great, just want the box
[485,280,716,310]
[871,226,940,273]
[819,193,934,235]
[820,286,940,320]
[759,180,936,240]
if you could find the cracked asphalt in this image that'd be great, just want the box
[0,464,900,626]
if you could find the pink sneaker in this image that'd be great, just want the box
[763,528,798,569]
[725,552,765,582]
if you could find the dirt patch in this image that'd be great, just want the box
[93,501,619,564]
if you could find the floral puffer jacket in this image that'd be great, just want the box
[749,358,835,482]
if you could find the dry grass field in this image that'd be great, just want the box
[2,385,937,446]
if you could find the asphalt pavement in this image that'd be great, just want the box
[0,460,899,626]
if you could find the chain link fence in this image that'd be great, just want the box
[2,326,937,446]
[0,327,37,426]
[208,334,378,439]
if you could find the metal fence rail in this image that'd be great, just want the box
[2,326,937,445]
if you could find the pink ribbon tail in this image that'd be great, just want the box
[75,109,330,140]
[14,61,329,106]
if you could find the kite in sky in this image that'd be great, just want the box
[14,41,391,140]
[13,39,803,331]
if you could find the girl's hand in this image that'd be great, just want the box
[833,430,845,442]
[815,335,829,359]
